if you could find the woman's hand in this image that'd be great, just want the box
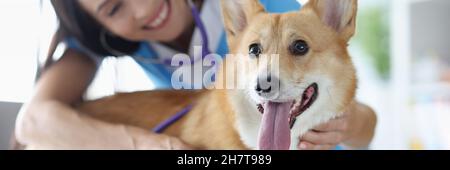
[125,126,193,150]
[297,102,377,150]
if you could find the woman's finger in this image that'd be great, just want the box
[298,141,336,150]
[298,141,315,150]
[312,117,349,132]
[300,131,345,145]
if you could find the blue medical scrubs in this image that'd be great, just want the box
[261,0,302,13]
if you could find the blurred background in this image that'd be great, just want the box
[0,0,449,150]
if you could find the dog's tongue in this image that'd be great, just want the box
[258,102,291,150]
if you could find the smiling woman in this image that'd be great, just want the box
[12,0,376,151]
[13,0,228,150]
[79,0,193,43]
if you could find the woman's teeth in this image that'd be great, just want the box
[149,1,169,28]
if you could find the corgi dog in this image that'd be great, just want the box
[76,0,358,150]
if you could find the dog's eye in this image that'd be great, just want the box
[249,43,262,58]
[290,40,309,56]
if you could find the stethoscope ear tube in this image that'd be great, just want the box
[188,0,212,58]
[187,0,195,8]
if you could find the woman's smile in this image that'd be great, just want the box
[142,0,171,31]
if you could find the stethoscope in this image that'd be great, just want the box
[100,0,211,66]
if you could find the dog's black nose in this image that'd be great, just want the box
[256,82,272,93]
[255,74,274,94]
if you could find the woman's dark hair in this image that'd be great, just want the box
[44,0,140,69]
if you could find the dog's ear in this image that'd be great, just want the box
[306,0,357,41]
[221,0,265,42]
